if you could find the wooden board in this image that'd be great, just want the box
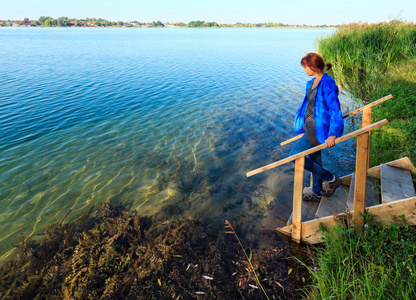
[292,157,305,243]
[346,174,380,210]
[278,215,340,244]
[367,196,416,225]
[340,157,416,184]
[353,132,369,225]
[278,196,416,244]
[381,164,416,203]
[316,185,349,218]
[287,189,320,225]
[247,119,388,177]
[280,95,393,147]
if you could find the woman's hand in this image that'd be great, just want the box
[325,136,336,148]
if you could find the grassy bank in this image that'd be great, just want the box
[300,215,416,299]
[300,21,416,299]
[317,21,416,166]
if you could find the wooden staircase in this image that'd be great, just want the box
[246,95,416,244]
[282,157,416,243]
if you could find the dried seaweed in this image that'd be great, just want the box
[0,201,307,299]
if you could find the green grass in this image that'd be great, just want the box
[317,21,416,101]
[300,215,416,299]
[303,22,416,299]
[317,22,416,167]
[363,57,416,167]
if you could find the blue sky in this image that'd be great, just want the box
[1,0,415,25]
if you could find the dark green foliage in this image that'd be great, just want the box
[187,21,219,27]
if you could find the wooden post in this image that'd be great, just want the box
[292,156,305,243]
[362,107,372,169]
[310,174,313,188]
[353,132,369,226]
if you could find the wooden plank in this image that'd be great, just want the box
[343,94,393,118]
[368,157,416,178]
[340,174,352,187]
[280,95,393,147]
[362,107,372,169]
[280,134,304,146]
[341,157,416,183]
[316,185,349,218]
[347,174,379,210]
[367,196,416,225]
[353,132,369,225]
[278,215,339,244]
[278,196,416,244]
[381,164,416,203]
[292,157,305,243]
[247,119,389,177]
[287,188,320,225]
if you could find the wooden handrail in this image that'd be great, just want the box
[343,94,392,118]
[246,119,389,177]
[280,94,393,146]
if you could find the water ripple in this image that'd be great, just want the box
[0,27,355,262]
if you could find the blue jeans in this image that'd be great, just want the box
[289,135,333,196]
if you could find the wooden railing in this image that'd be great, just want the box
[246,95,393,243]
[279,94,393,146]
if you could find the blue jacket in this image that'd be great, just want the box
[293,73,344,144]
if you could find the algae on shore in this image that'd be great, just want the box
[0,201,309,299]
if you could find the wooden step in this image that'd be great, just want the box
[381,164,416,203]
[346,173,380,210]
[315,185,349,218]
[287,188,320,225]
[278,196,416,244]
[340,157,416,184]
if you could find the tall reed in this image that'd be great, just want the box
[317,21,416,101]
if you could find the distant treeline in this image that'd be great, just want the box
[0,17,337,28]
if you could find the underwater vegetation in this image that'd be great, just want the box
[0,201,308,299]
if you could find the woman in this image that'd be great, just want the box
[289,53,344,202]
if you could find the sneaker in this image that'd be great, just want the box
[321,176,342,197]
[303,192,322,202]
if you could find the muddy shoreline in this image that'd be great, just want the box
[0,201,311,299]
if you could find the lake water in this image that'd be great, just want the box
[0,27,357,261]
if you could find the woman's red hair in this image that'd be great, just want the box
[301,53,332,71]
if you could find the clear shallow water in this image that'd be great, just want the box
[0,27,356,260]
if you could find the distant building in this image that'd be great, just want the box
[164,23,180,28]
[12,20,36,27]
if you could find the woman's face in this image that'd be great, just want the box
[303,65,315,76]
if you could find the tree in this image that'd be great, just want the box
[151,20,163,27]
[117,21,124,26]
[188,21,204,27]
[44,19,52,27]
[38,16,46,25]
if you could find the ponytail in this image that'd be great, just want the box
[301,53,332,72]
[325,62,332,71]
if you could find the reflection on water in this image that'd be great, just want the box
[0,28,356,261]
